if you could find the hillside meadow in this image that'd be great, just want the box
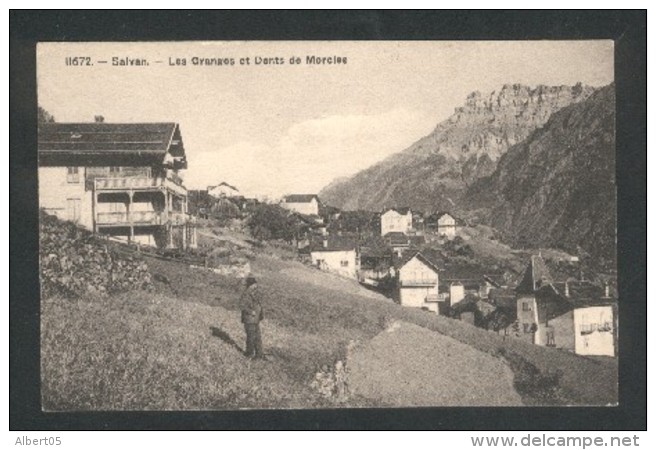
[41,247,617,410]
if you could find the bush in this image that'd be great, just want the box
[39,211,152,298]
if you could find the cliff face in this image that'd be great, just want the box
[320,83,595,212]
[464,84,616,265]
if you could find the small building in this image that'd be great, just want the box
[397,251,444,313]
[380,207,413,236]
[309,236,360,279]
[207,181,241,199]
[38,122,196,249]
[281,194,321,216]
[384,231,410,256]
[436,212,457,238]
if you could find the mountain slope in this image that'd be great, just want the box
[464,84,616,265]
[320,84,594,211]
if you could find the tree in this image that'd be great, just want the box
[247,204,303,243]
[38,106,55,126]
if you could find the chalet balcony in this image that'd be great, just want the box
[399,279,438,287]
[96,211,193,227]
[94,176,187,197]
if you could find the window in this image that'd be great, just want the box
[340,260,349,267]
[109,166,121,175]
[66,167,80,184]
[522,302,531,311]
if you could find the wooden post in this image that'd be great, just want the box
[128,190,134,244]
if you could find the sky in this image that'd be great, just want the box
[37,41,614,199]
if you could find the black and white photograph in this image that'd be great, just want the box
[34,39,620,410]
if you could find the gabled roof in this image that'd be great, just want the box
[38,122,187,167]
[208,182,239,191]
[309,235,358,252]
[283,194,319,203]
[398,249,443,273]
[382,207,412,216]
[516,255,553,294]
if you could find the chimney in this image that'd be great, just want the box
[564,281,570,298]
[322,238,328,248]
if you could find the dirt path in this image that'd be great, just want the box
[348,321,523,406]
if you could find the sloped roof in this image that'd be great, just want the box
[309,235,358,252]
[398,249,443,273]
[208,182,239,191]
[384,231,410,245]
[534,285,573,323]
[38,122,186,167]
[551,280,615,308]
[382,207,412,216]
[283,194,319,203]
[516,255,553,294]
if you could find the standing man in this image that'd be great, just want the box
[239,275,266,360]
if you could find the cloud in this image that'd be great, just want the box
[182,108,434,198]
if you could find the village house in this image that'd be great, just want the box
[437,212,457,237]
[38,122,196,249]
[425,211,458,238]
[397,251,444,313]
[207,181,241,199]
[514,255,616,357]
[358,246,394,285]
[280,194,322,217]
[309,236,360,279]
[380,207,413,235]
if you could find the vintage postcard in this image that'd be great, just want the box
[36,40,617,410]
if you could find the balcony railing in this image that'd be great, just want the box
[96,211,193,226]
[96,211,162,225]
[94,176,187,196]
[399,279,438,287]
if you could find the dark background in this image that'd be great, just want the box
[10,10,647,430]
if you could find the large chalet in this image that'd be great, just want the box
[38,122,197,249]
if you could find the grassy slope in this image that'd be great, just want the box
[42,246,617,409]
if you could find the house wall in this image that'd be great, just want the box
[437,215,457,237]
[548,310,576,351]
[450,284,465,305]
[398,256,439,312]
[516,295,540,344]
[39,167,94,229]
[574,306,615,356]
[310,249,358,279]
[381,211,412,235]
[282,198,319,216]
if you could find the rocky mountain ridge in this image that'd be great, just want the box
[319,83,595,212]
[464,84,616,265]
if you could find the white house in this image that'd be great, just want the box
[310,237,359,279]
[280,194,321,216]
[397,252,443,313]
[380,207,413,235]
[38,122,196,249]
[436,212,457,238]
[207,182,240,199]
[573,306,615,357]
